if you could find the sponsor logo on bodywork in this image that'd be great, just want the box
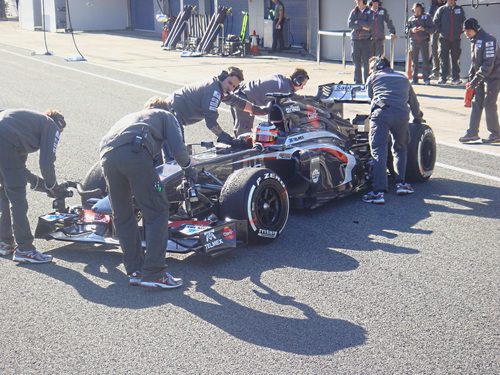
[258,228,278,238]
[285,105,301,113]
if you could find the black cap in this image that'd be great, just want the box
[463,18,480,32]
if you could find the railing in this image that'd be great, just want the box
[317,29,398,69]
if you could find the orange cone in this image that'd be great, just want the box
[407,50,413,80]
[250,30,259,56]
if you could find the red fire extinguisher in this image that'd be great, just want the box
[464,82,475,108]
[161,25,169,44]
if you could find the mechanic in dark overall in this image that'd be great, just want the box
[164,66,268,156]
[433,0,465,85]
[369,0,396,57]
[348,0,373,84]
[100,97,197,289]
[271,0,286,53]
[0,109,67,263]
[407,3,434,85]
[429,0,446,79]
[232,68,309,136]
[459,18,500,144]
[362,56,424,205]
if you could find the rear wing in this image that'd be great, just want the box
[316,83,370,104]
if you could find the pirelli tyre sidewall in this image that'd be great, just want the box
[406,123,436,182]
[219,168,289,244]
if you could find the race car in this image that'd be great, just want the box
[35,83,436,256]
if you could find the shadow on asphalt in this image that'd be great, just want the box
[22,177,499,355]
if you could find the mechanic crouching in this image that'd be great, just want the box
[163,66,268,157]
[363,56,424,205]
[100,97,197,289]
[0,109,68,263]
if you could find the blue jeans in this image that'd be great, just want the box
[369,108,410,192]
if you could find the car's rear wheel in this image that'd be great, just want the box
[406,123,436,182]
[219,168,289,244]
[80,161,107,206]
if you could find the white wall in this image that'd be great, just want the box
[18,0,41,30]
[68,0,128,31]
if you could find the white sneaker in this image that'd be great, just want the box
[13,249,53,264]
[396,183,415,196]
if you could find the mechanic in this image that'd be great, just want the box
[0,109,67,263]
[369,0,396,57]
[362,56,424,205]
[429,0,446,79]
[433,0,466,85]
[459,18,500,144]
[407,2,434,85]
[232,68,309,136]
[100,97,197,289]
[348,0,373,84]
[271,0,286,53]
[164,66,268,156]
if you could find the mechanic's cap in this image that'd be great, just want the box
[463,18,480,32]
[254,122,278,146]
[45,109,66,131]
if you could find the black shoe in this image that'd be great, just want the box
[481,135,500,144]
[459,134,480,143]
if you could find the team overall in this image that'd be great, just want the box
[100,109,191,282]
[371,6,396,57]
[407,12,435,83]
[348,6,373,84]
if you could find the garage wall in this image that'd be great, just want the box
[66,0,128,31]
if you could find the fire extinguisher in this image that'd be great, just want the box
[464,82,475,108]
[161,25,169,44]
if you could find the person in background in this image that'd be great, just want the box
[429,0,446,79]
[232,68,309,136]
[0,109,68,263]
[362,56,424,205]
[433,0,466,85]
[348,0,373,84]
[459,18,500,144]
[407,2,434,85]
[369,0,396,57]
[271,0,286,53]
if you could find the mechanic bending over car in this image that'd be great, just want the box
[362,56,424,205]
[232,68,309,136]
[0,109,68,263]
[163,66,269,155]
[100,96,198,289]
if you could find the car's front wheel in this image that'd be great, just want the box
[406,123,436,182]
[219,168,289,244]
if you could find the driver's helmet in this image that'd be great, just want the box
[254,122,278,146]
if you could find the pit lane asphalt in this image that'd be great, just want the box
[0,46,499,375]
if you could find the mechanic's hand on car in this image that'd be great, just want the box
[47,182,68,199]
[251,105,270,116]
[182,164,199,183]
[217,131,234,145]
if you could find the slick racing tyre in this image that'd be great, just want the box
[219,168,289,245]
[406,123,436,182]
[80,161,107,206]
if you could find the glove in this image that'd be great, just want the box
[26,173,48,193]
[217,131,234,145]
[251,105,270,116]
[47,182,68,199]
[468,77,480,90]
[182,164,199,183]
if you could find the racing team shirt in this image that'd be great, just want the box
[99,108,190,168]
[348,6,373,40]
[238,74,294,105]
[407,13,435,44]
[167,76,252,134]
[469,29,500,82]
[0,109,60,188]
[371,7,396,41]
[433,3,465,41]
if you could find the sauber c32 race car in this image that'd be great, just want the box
[35,83,437,257]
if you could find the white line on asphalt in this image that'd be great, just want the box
[436,162,500,183]
[0,48,497,156]
[438,141,500,158]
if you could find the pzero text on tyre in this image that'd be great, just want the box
[219,168,289,244]
[406,123,436,182]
